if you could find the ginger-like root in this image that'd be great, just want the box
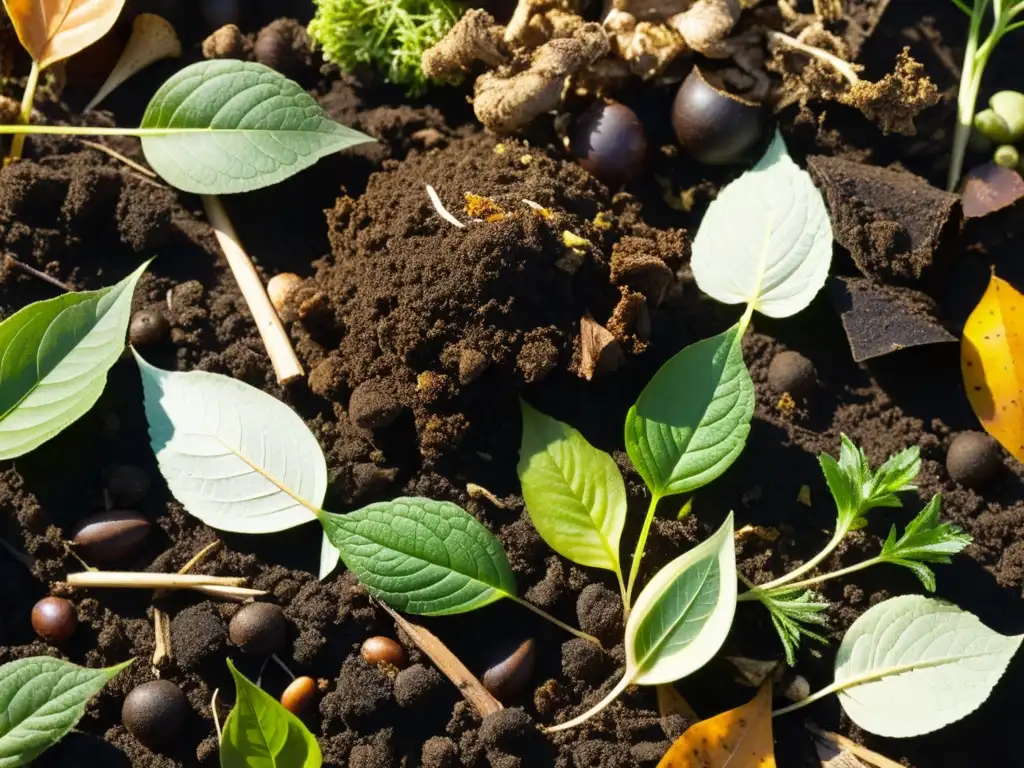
[669,0,741,57]
[473,23,610,133]
[605,12,688,79]
[838,48,939,136]
[422,9,509,80]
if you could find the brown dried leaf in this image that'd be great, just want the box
[4,0,126,69]
[578,314,624,380]
[961,162,1024,218]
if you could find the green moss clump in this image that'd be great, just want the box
[308,0,461,96]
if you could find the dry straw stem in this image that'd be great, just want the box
[68,571,245,589]
[375,599,504,717]
[806,722,903,768]
[201,195,304,384]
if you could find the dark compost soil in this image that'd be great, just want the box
[1,1,1022,767]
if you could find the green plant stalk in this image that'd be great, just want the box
[624,494,661,616]
[745,526,848,595]
[8,60,41,161]
[737,554,878,602]
[509,596,601,645]
[947,0,1024,191]
[0,124,221,137]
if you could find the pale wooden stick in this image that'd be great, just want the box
[806,722,903,768]
[194,584,267,600]
[201,195,304,384]
[375,600,503,717]
[153,540,226,669]
[67,571,245,589]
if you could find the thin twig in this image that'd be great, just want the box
[67,571,246,589]
[766,29,861,87]
[152,540,225,669]
[4,255,74,292]
[375,599,503,717]
[806,722,903,768]
[211,688,224,743]
[201,195,304,384]
[425,185,466,228]
[77,139,160,180]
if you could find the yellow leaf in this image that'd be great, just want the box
[3,0,125,69]
[657,682,776,768]
[962,272,1024,462]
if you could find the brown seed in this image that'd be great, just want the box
[31,597,78,643]
[947,431,1002,487]
[71,510,151,564]
[129,308,170,346]
[481,638,536,702]
[280,676,317,714]
[122,680,189,749]
[360,636,407,668]
[228,603,287,656]
[104,464,152,507]
[267,273,302,317]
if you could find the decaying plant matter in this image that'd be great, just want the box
[422,0,939,135]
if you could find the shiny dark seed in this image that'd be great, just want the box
[228,603,287,656]
[31,597,78,643]
[360,636,407,668]
[129,308,169,346]
[71,510,151,564]
[481,638,536,702]
[570,100,648,188]
[122,680,189,749]
[672,67,768,165]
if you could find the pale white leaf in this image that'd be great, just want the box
[135,354,326,534]
[834,595,1022,737]
[691,131,832,318]
[626,512,736,685]
[319,532,340,581]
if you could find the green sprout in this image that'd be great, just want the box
[947,0,1024,190]
[308,0,461,96]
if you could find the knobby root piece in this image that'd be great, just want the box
[669,0,740,57]
[806,723,903,768]
[202,195,304,384]
[473,23,609,133]
[375,599,504,717]
[422,9,509,80]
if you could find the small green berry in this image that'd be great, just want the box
[974,108,1013,144]
[989,91,1024,142]
[993,144,1020,170]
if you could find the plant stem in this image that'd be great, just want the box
[509,595,601,645]
[8,60,41,161]
[543,673,634,732]
[624,494,662,615]
[4,255,74,291]
[745,527,847,594]
[202,195,305,385]
[765,556,880,593]
[0,124,217,137]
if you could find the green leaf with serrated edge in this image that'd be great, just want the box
[517,401,625,575]
[627,513,736,685]
[220,659,321,768]
[135,354,327,535]
[625,325,754,498]
[0,657,131,768]
[320,497,517,615]
[822,435,920,531]
[690,130,833,318]
[0,261,148,460]
[140,60,374,194]
[759,589,829,666]
[829,595,1021,737]
[879,495,971,592]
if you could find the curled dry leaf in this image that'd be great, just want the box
[4,0,127,69]
[577,315,624,380]
[657,682,775,768]
[961,272,1024,463]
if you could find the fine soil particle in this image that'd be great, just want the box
[2,4,1024,768]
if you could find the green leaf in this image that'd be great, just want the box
[220,659,321,768]
[140,60,374,194]
[757,588,830,666]
[0,657,131,768]
[517,401,626,576]
[627,513,737,685]
[831,595,1021,737]
[320,497,517,615]
[625,325,754,498]
[822,435,920,531]
[0,261,148,460]
[135,354,327,535]
[690,130,833,318]
[879,495,972,592]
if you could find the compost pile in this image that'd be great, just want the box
[1,1,1024,768]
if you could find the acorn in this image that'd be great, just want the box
[569,100,648,187]
[122,680,189,749]
[31,597,78,643]
[360,636,407,668]
[671,67,768,165]
[71,510,151,564]
[129,308,169,346]
[229,603,287,656]
[280,676,317,714]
